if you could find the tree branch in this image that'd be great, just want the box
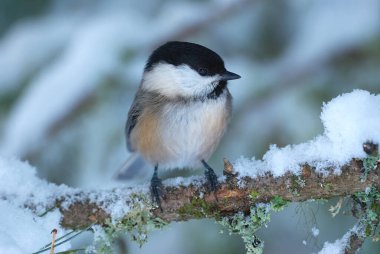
[58,159,379,229]
[345,231,365,254]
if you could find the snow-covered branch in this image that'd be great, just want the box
[59,158,378,228]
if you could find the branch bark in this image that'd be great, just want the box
[59,159,379,229]
[345,232,365,254]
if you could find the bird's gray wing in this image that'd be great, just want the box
[125,90,165,152]
[125,90,144,152]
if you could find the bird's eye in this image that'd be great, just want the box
[198,67,208,76]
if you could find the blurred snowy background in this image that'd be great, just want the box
[0,0,379,253]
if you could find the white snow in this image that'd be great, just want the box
[0,202,70,254]
[0,157,72,253]
[311,226,320,237]
[317,225,358,254]
[318,238,346,254]
[0,157,73,213]
[163,175,205,188]
[0,156,149,252]
[0,154,157,252]
[321,90,380,161]
[234,90,380,178]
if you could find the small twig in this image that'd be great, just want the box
[50,229,57,254]
[34,225,93,254]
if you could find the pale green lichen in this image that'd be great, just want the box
[270,195,289,212]
[317,177,335,192]
[361,154,380,181]
[218,204,271,254]
[316,198,328,204]
[218,194,289,254]
[178,196,219,219]
[288,175,305,196]
[353,186,380,240]
[353,153,380,240]
[93,193,167,253]
[249,190,260,200]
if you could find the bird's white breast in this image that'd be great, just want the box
[158,96,230,169]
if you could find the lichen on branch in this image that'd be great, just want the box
[50,156,380,253]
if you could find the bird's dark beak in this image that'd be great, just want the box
[221,71,241,81]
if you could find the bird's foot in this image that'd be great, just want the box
[201,160,219,199]
[204,168,219,199]
[150,173,164,212]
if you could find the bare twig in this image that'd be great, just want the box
[50,229,57,254]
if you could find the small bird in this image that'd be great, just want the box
[123,41,240,209]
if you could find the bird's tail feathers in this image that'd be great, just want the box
[114,153,150,180]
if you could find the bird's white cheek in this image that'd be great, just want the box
[142,63,218,97]
[177,67,217,95]
[142,64,181,97]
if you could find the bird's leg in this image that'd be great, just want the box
[201,160,219,198]
[150,165,163,211]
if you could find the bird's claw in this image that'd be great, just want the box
[205,168,219,200]
[150,174,164,211]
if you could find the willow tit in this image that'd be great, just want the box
[123,41,240,208]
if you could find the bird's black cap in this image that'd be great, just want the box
[145,41,240,80]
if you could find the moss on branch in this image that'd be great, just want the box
[51,157,379,253]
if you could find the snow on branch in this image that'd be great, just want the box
[0,155,378,253]
[59,158,378,227]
